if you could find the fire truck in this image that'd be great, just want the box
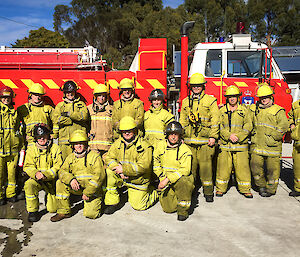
[0,22,293,113]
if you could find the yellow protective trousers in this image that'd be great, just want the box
[56,180,102,219]
[104,169,158,210]
[24,178,56,213]
[250,153,280,194]
[0,155,18,199]
[293,147,300,192]
[188,144,215,195]
[159,176,194,217]
[216,150,251,194]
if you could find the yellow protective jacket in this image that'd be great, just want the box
[87,101,113,151]
[219,103,252,151]
[53,97,89,145]
[288,100,300,148]
[58,149,105,197]
[17,102,53,145]
[23,142,63,182]
[144,105,174,145]
[250,103,289,156]
[179,92,220,145]
[112,98,144,139]
[105,135,152,189]
[153,140,192,184]
[0,102,21,156]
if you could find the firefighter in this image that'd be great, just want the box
[87,83,113,157]
[50,130,106,222]
[0,86,21,205]
[179,73,220,202]
[111,78,144,140]
[17,83,54,147]
[144,89,174,147]
[288,98,300,197]
[216,85,253,198]
[23,123,63,222]
[53,81,89,160]
[154,121,194,221]
[104,116,158,214]
[250,83,289,197]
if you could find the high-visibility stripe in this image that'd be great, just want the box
[277,82,281,87]
[41,79,60,89]
[146,79,165,89]
[234,82,248,88]
[90,116,112,121]
[89,141,112,146]
[237,181,251,186]
[213,81,228,87]
[178,201,191,207]
[202,181,213,186]
[136,81,144,89]
[108,79,119,89]
[0,79,18,88]
[21,79,34,88]
[84,79,98,89]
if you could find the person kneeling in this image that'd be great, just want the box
[24,124,63,222]
[51,130,105,222]
[154,121,194,221]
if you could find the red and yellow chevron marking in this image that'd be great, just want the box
[234,82,249,87]
[0,79,18,88]
[108,79,119,89]
[42,79,60,89]
[212,81,228,87]
[146,79,165,89]
[83,79,99,89]
[21,79,34,88]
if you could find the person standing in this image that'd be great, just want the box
[154,121,194,221]
[216,85,253,198]
[179,73,220,202]
[52,81,89,160]
[112,78,144,140]
[144,89,174,147]
[87,84,113,157]
[250,83,289,197]
[24,123,63,222]
[288,98,300,197]
[0,86,22,205]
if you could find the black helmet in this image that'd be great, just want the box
[165,121,183,136]
[33,123,51,139]
[61,81,78,92]
[148,89,165,101]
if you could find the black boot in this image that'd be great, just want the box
[104,205,118,215]
[259,187,268,197]
[7,196,17,203]
[28,212,39,222]
[0,198,7,206]
[205,195,214,202]
[17,191,25,201]
[177,215,188,221]
[289,191,300,197]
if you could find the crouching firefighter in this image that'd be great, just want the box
[104,116,158,214]
[51,130,105,222]
[250,83,289,197]
[153,121,194,221]
[216,85,253,198]
[24,123,63,222]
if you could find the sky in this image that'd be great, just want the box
[0,0,184,47]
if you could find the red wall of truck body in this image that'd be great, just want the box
[0,69,167,110]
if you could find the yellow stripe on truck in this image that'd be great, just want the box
[136,81,144,89]
[42,79,60,89]
[108,79,119,89]
[0,79,18,88]
[234,82,248,87]
[21,79,34,88]
[213,81,228,87]
[146,79,164,89]
[84,79,98,89]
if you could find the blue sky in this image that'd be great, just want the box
[0,0,184,47]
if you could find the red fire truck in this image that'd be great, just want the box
[0,22,293,113]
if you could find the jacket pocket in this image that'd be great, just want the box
[265,134,278,147]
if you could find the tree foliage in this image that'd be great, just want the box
[12,27,70,47]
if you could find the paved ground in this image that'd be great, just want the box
[0,144,299,257]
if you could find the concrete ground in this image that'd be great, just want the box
[0,144,299,257]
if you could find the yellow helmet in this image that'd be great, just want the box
[119,116,136,131]
[28,83,45,95]
[189,73,207,86]
[119,78,134,90]
[93,84,109,95]
[69,130,88,143]
[256,83,273,98]
[225,85,241,97]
